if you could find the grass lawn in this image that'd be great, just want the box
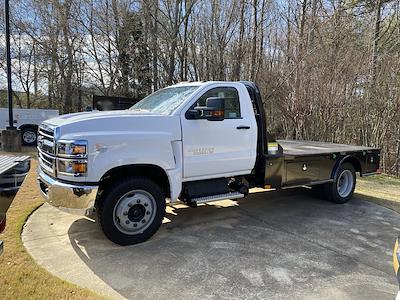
[356,174,400,213]
[0,159,102,299]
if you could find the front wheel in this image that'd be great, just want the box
[97,177,166,245]
[325,163,356,204]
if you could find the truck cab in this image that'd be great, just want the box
[37,81,380,245]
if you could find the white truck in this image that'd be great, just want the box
[37,81,381,245]
[0,108,59,145]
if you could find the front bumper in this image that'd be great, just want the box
[37,168,98,212]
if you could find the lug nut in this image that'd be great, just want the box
[137,199,141,203]
[123,211,128,216]
[128,203,133,207]
[133,223,137,227]
[144,203,148,207]
[146,211,150,215]
[125,220,130,224]
[142,219,146,223]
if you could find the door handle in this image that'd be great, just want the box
[236,125,250,130]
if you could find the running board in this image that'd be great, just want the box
[191,192,245,206]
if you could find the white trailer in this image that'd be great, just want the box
[0,108,59,145]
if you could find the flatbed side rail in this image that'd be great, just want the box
[0,155,31,192]
[0,155,30,175]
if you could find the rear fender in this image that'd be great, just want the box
[331,155,362,180]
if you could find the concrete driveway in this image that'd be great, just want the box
[22,189,399,299]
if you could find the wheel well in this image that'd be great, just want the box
[96,164,170,208]
[19,124,38,131]
[340,156,362,175]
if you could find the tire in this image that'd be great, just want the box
[325,162,356,204]
[21,127,38,146]
[97,177,166,245]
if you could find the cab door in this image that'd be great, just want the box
[181,85,257,180]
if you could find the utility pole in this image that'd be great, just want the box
[5,0,14,129]
[2,0,21,151]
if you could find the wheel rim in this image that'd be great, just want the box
[23,131,36,144]
[337,170,354,198]
[113,190,157,235]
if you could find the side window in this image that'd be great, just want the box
[192,87,241,119]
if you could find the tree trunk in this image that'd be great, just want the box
[250,0,258,81]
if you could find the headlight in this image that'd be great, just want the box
[56,140,88,176]
[57,159,87,175]
[57,140,87,157]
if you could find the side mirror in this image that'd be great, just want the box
[188,97,225,121]
[205,97,225,121]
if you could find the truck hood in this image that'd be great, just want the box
[44,110,161,127]
[42,110,181,141]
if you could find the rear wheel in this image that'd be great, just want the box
[21,127,37,146]
[325,163,356,204]
[97,177,166,245]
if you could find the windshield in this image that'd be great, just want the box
[130,86,199,114]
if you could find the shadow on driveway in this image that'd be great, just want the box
[66,189,399,299]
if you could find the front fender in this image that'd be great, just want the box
[87,132,177,182]
[83,134,183,202]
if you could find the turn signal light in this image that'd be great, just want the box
[73,162,87,173]
[211,110,224,117]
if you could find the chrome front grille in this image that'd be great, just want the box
[38,126,54,139]
[38,151,54,171]
[38,137,55,155]
[38,125,56,175]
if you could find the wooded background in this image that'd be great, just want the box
[0,0,399,175]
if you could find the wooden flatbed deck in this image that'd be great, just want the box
[278,140,377,157]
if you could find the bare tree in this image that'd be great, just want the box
[5,0,400,175]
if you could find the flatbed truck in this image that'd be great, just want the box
[37,81,381,245]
